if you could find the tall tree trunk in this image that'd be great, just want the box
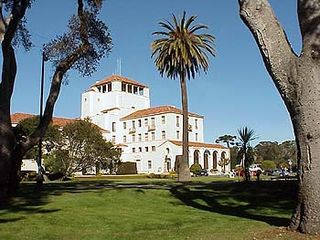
[0,126,15,204]
[178,76,191,181]
[238,0,320,234]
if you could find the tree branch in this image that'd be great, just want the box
[298,0,320,60]
[23,0,90,151]
[238,0,299,103]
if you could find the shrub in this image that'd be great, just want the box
[190,163,202,175]
[117,162,137,175]
[261,160,276,170]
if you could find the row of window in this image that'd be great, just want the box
[122,131,199,143]
[132,146,156,153]
[121,82,144,95]
[122,116,199,131]
[97,83,112,93]
[123,131,162,142]
[112,131,199,144]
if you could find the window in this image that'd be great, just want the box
[123,135,127,143]
[138,119,142,127]
[152,146,156,151]
[148,160,152,169]
[195,119,198,129]
[176,131,180,139]
[97,98,100,102]
[145,133,148,141]
[162,131,166,139]
[123,122,126,129]
[102,85,106,93]
[195,133,198,141]
[161,116,166,124]
[132,120,135,129]
[151,131,155,140]
[144,118,148,126]
[151,117,155,126]
[145,147,149,152]
[139,87,144,95]
[176,116,180,127]
[132,134,136,142]
[97,86,101,92]
[112,135,116,143]
[128,85,132,93]
[112,122,116,132]
[139,147,142,152]
[138,134,142,142]
[107,83,112,92]
[121,83,126,92]
[132,148,136,153]
[133,86,138,94]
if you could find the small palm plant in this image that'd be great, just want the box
[151,11,215,181]
[238,127,257,181]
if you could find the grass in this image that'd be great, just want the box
[0,177,316,240]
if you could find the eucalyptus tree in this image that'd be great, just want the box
[151,11,215,181]
[0,0,112,203]
[238,0,319,233]
[237,127,256,181]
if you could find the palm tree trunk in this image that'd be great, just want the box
[178,75,191,181]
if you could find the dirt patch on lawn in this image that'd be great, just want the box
[252,227,320,240]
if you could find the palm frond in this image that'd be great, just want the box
[151,11,215,80]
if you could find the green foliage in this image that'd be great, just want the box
[15,116,60,159]
[44,119,120,176]
[116,162,137,175]
[151,11,215,80]
[254,140,297,166]
[216,134,236,148]
[237,127,256,181]
[190,163,202,175]
[261,160,276,170]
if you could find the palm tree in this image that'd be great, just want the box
[151,12,215,181]
[238,127,256,181]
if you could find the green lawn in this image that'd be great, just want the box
[0,177,314,240]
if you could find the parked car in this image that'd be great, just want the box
[270,168,290,177]
[199,169,209,176]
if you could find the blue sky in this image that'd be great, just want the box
[10,1,301,144]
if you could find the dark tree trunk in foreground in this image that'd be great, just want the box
[239,0,320,234]
[0,0,29,204]
[0,0,112,204]
[178,76,191,181]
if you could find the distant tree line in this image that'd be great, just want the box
[229,140,296,169]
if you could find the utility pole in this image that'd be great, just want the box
[36,51,46,188]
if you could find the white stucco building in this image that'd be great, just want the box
[81,75,230,174]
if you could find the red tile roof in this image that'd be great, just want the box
[92,75,148,88]
[120,105,203,121]
[169,140,228,149]
[11,113,110,133]
[11,113,75,127]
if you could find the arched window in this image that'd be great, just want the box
[204,150,210,169]
[194,150,200,164]
[213,151,218,169]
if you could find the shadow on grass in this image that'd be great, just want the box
[169,181,297,227]
[0,179,297,227]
